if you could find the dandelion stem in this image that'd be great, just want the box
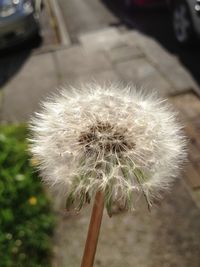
[81,191,104,267]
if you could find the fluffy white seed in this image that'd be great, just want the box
[29,84,187,213]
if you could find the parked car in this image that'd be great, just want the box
[167,0,200,44]
[0,0,43,48]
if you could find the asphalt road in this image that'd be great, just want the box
[58,0,200,87]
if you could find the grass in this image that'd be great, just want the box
[0,124,55,267]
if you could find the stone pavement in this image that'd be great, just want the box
[0,27,200,267]
[52,180,200,267]
[1,28,199,120]
[171,93,200,208]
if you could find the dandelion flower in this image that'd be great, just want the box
[29,84,186,214]
[28,196,37,206]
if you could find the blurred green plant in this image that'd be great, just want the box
[0,125,55,267]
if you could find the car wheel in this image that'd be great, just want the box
[172,0,196,44]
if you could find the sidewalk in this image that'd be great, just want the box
[1,28,199,117]
[0,26,200,267]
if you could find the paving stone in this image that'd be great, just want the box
[79,27,125,51]
[185,123,200,148]
[170,93,200,192]
[60,69,120,86]
[115,58,173,96]
[188,142,200,162]
[105,44,144,63]
[124,31,178,66]
[184,122,200,181]
[193,117,200,130]
[160,64,199,93]
[185,123,200,163]
[170,93,200,119]
[123,31,199,94]
[1,53,58,122]
[184,163,200,189]
[192,189,200,209]
[123,30,143,46]
[55,46,112,78]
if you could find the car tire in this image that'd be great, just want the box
[172,0,196,45]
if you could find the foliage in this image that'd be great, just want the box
[0,125,55,267]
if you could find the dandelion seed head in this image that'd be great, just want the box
[29,84,187,213]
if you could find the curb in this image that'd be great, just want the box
[47,0,71,47]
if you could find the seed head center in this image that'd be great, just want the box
[79,121,135,153]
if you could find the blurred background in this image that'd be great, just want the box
[0,1,200,267]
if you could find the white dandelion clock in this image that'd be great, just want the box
[29,83,187,267]
[29,84,186,213]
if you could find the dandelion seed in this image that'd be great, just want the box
[29,84,187,214]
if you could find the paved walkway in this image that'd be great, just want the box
[0,26,200,267]
[171,93,200,207]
